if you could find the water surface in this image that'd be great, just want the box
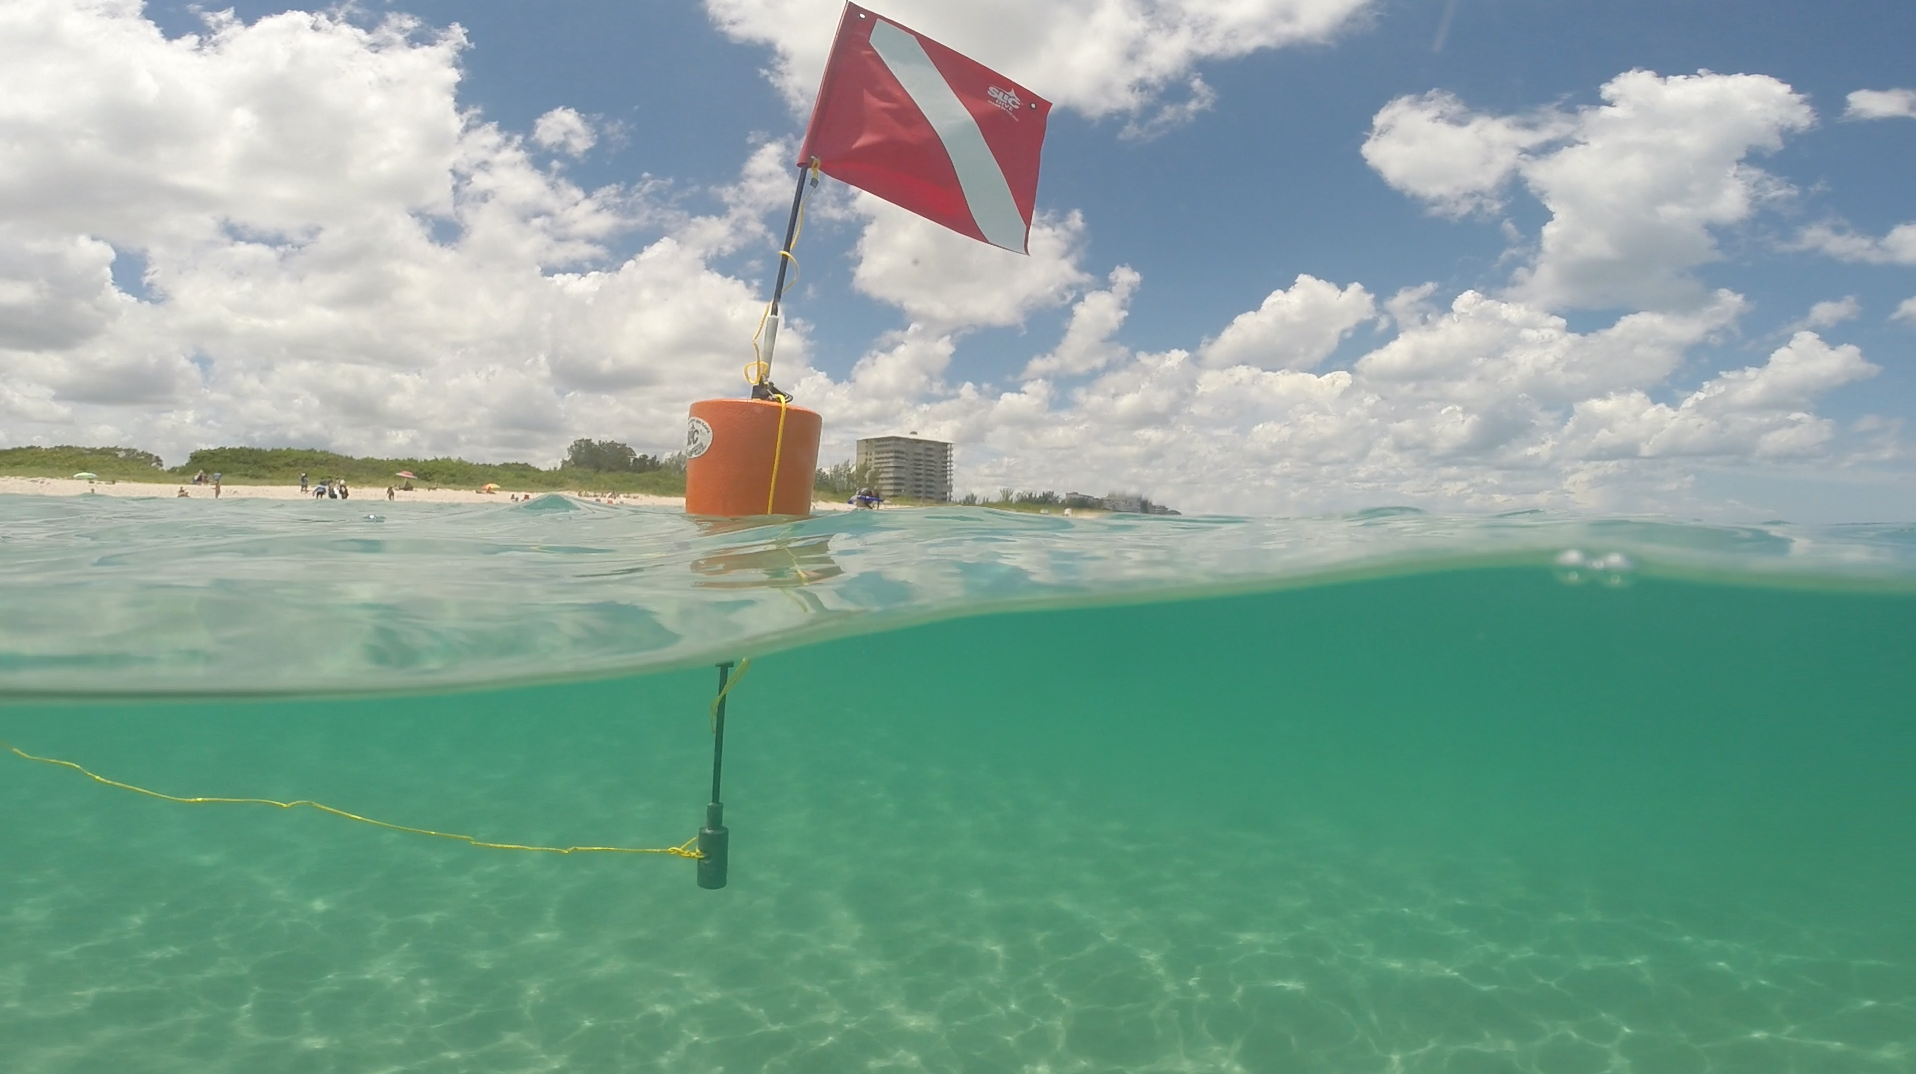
[1,498,1910,1070]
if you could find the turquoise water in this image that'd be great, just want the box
[1,497,1911,1071]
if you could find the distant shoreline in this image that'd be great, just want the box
[0,476,860,510]
[0,476,1131,516]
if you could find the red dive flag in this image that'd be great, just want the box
[798,4,1051,253]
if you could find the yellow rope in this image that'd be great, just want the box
[711,657,751,732]
[1,739,703,858]
[746,302,776,381]
[766,397,790,515]
[0,659,762,859]
[747,160,823,387]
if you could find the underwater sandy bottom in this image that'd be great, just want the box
[3,570,1911,1072]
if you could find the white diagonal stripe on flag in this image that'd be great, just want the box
[868,20,1028,252]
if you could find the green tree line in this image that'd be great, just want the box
[0,443,688,494]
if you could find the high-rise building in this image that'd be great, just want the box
[856,435,953,502]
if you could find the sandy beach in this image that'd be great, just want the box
[0,476,860,510]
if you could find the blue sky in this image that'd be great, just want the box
[4,0,1913,517]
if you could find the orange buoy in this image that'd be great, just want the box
[684,398,821,517]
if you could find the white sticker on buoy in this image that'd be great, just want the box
[686,416,714,459]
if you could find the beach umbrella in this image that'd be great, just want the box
[395,471,417,479]
[482,483,500,491]
[72,472,98,480]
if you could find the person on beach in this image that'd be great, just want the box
[386,486,395,501]
[176,487,188,497]
[214,479,221,499]
[299,473,308,492]
[339,480,350,500]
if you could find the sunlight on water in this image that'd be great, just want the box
[0,493,1911,695]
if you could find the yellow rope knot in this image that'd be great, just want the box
[711,657,751,731]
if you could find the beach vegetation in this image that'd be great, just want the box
[0,444,688,494]
[561,438,677,474]
[0,445,167,480]
[813,458,880,499]
[956,489,1178,515]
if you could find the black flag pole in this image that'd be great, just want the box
[750,162,817,401]
[770,163,811,316]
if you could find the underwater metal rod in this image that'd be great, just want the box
[697,661,734,889]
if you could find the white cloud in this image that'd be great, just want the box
[666,138,798,258]
[1780,296,1860,334]
[0,1,802,462]
[1563,333,1877,461]
[1805,297,1860,327]
[849,198,1090,329]
[0,229,129,351]
[812,280,1878,515]
[0,378,69,425]
[1382,282,1440,330]
[0,10,1890,517]
[1356,289,1743,406]
[837,324,959,409]
[1512,71,1813,311]
[1362,91,1571,217]
[1794,221,1916,265]
[1023,266,1141,377]
[531,106,596,156]
[1119,76,1218,142]
[1894,297,1916,324]
[0,4,469,248]
[1199,274,1374,370]
[1366,71,1815,312]
[1844,88,1916,121]
[703,0,1372,125]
